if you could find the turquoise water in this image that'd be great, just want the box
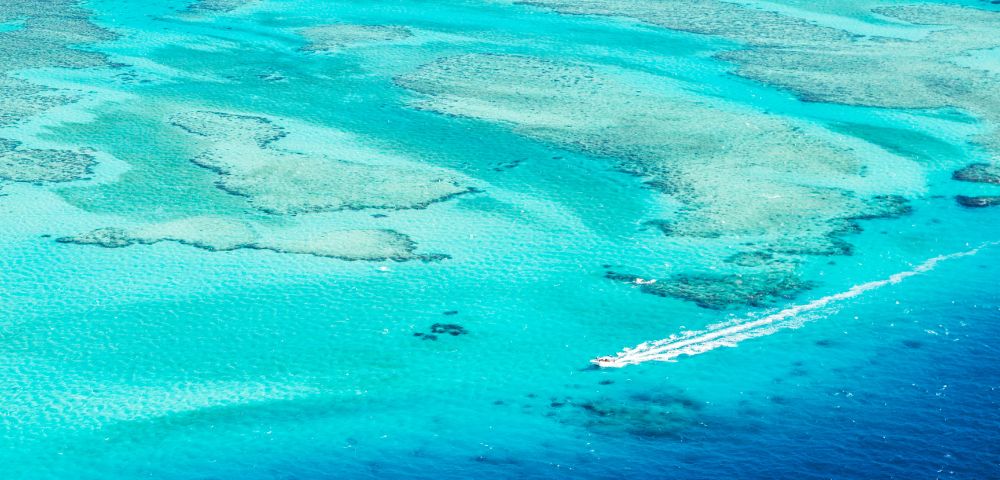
[2,0,999,478]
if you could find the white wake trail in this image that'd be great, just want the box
[592,243,995,368]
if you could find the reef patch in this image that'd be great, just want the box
[0,0,115,129]
[953,163,1000,185]
[544,390,705,439]
[956,195,1000,208]
[170,110,286,148]
[170,110,474,215]
[413,323,467,340]
[299,24,413,52]
[58,216,448,262]
[0,139,95,183]
[607,270,814,310]
[431,323,467,336]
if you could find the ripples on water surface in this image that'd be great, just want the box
[1,0,999,478]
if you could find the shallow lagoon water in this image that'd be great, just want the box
[2,0,999,478]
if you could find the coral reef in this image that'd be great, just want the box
[0,139,95,183]
[953,163,1000,185]
[607,269,814,310]
[299,24,413,52]
[519,1,1000,161]
[170,110,474,215]
[956,195,1000,208]
[58,216,447,262]
[0,0,115,138]
[413,323,468,341]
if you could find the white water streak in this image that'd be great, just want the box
[594,243,995,368]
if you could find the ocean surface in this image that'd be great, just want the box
[2,0,999,478]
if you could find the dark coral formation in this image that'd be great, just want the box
[413,323,467,340]
[491,158,523,172]
[956,195,1000,208]
[852,195,913,220]
[542,391,704,439]
[430,323,467,336]
[953,163,1000,185]
[56,227,133,247]
[664,273,812,310]
[607,270,814,310]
